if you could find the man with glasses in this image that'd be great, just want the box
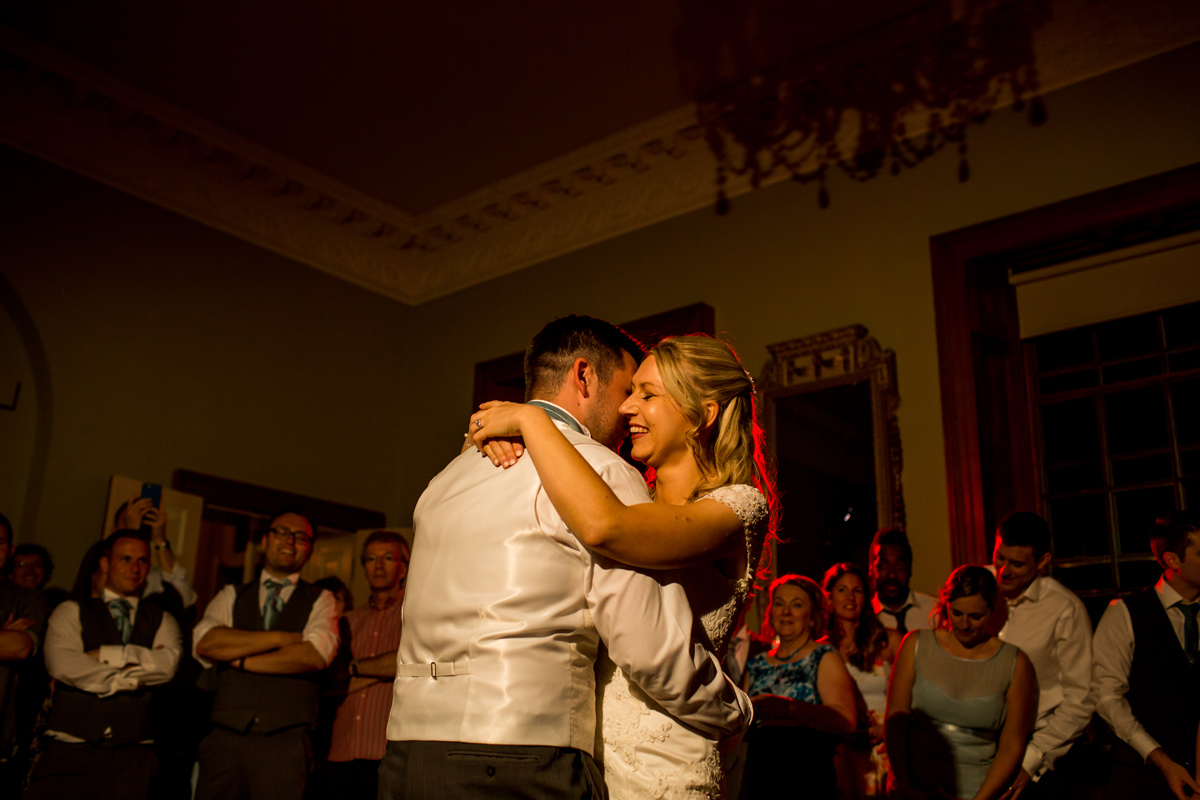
[314,531,408,799]
[193,508,338,800]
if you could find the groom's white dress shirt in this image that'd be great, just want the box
[388,409,751,754]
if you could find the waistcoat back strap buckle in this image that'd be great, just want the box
[396,660,471,679]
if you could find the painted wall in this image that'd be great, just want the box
[0,153,420,583]
[0,290,39,538]
[397,43,1200,594]
[2,43,1199,594]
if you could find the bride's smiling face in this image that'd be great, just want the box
[619,356,693,469]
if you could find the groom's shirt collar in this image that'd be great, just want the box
[527,400,588,438]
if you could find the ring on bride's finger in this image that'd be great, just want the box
[475,419,483,428]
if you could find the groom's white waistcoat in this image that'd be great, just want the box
[387,416,749,753]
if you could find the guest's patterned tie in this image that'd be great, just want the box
[262,579,291,630]
[1180,602,1199,664]
[108,598,133,645]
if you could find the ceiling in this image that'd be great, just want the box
[2,0,937,213]
[2,0,1199,303]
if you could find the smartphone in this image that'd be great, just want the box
[140,482,163,509]
[139,482,162,535]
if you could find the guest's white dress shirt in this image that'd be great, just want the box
[192,569,339,668]
[44,588,183,741]
[873,589,937,632]
[389,411,751,755]
[45,588,182,697]
[997,575,1094,777]
[1092,576,1197,761]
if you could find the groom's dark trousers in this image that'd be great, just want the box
[377,740,605,800]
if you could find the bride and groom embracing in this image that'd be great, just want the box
[380,315,776,799]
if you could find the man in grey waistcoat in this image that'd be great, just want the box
[193,508,338,800]
[25,529,181,800]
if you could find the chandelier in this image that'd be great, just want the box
[681,0,1051,211]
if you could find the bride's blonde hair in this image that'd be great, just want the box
[650,335,778,538]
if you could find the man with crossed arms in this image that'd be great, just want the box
[27,529,181,799]
[193,508,338,800]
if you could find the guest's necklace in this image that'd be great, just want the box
[774,637,810,662]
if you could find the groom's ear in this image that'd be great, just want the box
[570,357,593,398]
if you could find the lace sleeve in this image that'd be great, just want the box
[704,484,768,580]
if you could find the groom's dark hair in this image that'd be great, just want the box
[525,315,646,399]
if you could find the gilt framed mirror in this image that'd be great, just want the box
[758,325,904,584]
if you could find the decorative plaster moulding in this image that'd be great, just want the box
[2,0,1198,306]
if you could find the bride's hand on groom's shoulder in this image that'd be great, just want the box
[469,401,529,468]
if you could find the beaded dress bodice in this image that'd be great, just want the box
[599,483,768,800]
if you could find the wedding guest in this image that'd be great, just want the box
[319,532,408,799]
[314,576,353,618]
[886,565,1036,800]
[9,543,66,610]
[0,513,46,797]
[822,562,901,798]
[114,498,197,609]
[991,512,1093,797]
[1093,512,1200,800]
[742,574,857,799]
[8,543,51,591]
[24,529,182,800]
[870,528,936,634]
[6,543,55,794]
[192,508,338,800]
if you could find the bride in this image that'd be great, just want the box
[470,334,777,800]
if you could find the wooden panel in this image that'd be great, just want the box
[172,470,385,532]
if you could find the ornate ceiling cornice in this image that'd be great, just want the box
[2,0,1198,305]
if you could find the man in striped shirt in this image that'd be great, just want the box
[324,531,407,799]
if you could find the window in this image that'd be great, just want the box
[1028,300,1200,599]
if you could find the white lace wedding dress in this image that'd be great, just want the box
[596,483,768,800]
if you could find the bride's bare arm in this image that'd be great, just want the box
[470,401,744,569]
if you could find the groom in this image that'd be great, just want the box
[379,315,751,799]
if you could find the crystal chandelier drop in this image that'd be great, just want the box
[681,0,1051,211]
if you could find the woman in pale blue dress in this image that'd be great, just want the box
[884,566,1036,800]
